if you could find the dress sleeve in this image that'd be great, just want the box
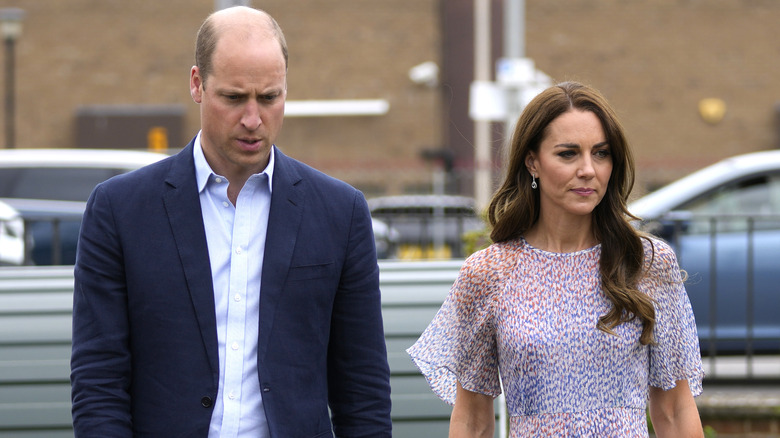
[406,248,503,405]
[645,238,705,396]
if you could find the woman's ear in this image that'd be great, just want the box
[525,153,537,176]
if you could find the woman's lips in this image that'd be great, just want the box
[572,188,595,195]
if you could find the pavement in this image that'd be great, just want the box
[698,383,780,417]
[694,356,780,436]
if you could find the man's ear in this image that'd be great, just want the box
[190,66,203,103]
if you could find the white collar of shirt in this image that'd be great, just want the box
[193,131,275,194]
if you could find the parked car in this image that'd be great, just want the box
[371,217,400,260]
[0,200,24,266]
[0,148,396,265]
[0,149,170,265]
[368,195,484,259]
[629,149,780,355]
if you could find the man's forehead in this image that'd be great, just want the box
[214,28,283,60]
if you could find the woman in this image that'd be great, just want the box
[407,81,704,437]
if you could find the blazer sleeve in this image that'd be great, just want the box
[70,183,134,437]
[327,191,392,437]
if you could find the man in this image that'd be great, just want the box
[70,6,392,437]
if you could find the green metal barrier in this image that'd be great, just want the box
[0,262,504,438]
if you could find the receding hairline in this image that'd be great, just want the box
[196,6,288,80]
[208,6,275,35]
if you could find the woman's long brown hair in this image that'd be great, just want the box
[487,81,656,345]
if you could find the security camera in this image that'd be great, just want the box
[408,61,439,87]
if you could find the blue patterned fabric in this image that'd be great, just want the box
[407,237,704,437]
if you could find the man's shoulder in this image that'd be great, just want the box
[96,151,180,196]
[276,148,358,195]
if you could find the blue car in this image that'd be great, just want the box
[629,150,780,355]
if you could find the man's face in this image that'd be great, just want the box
[190,31,287,181]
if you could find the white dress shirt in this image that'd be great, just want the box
[194,132,273,438]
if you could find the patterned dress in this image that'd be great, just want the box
[407,237,704,437]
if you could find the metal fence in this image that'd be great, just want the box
[4,212,779,382]
[372,210,486,260]
[22,216,81,266]
[642,212,780,381]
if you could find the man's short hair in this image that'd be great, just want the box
[194,7,288,88]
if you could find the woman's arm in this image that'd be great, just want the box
[449,382,495,438]
[649,379,703,438]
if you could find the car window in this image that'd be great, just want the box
[0,168,123,202]
[675,173,780,233]
[679,174,780,215]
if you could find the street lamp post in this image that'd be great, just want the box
[0,8,24,149]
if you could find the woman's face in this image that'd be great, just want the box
[526,109,613,221]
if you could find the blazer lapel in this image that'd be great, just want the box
[257,147,304,361]
[162,143,220,376]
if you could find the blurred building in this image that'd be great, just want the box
[0,0,779,199]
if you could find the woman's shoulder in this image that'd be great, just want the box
[466,239,524,265]
[640,234,684,284]
[641,235,678,263]
[443,240,524,307]
[460,239,524,281]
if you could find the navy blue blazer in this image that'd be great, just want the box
[71,142,392,437]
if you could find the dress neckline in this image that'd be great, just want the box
[519,236,601,256]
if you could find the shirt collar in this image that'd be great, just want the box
[193,131,275,194]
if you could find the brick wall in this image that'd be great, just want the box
[0,0,443,197]
[1,0,779,197]
[524,0,780,194]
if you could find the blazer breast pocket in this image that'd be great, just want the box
[287,262,334,281]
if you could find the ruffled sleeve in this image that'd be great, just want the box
[406,245,510,405]
[644,238,705,396]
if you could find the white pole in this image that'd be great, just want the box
[496,4,524,437]
[503,0,525,156]
[504,0,525,58]
[473,0,492,212]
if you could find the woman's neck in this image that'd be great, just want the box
[523,213,597,253]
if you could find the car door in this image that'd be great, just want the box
[651,173,780,354]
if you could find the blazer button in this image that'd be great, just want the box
[201,396,213,408]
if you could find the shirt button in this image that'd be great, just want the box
[222,201,229,208]
[232,342,239,350]
[228,391,236,400]
[215,177,223,183]
[235,247,242,254]
[234,293,241,302]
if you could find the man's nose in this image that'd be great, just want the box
[241,102,262,130]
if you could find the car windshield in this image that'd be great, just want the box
[0,167,123,202]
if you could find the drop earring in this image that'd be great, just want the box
[531,174,537,189]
